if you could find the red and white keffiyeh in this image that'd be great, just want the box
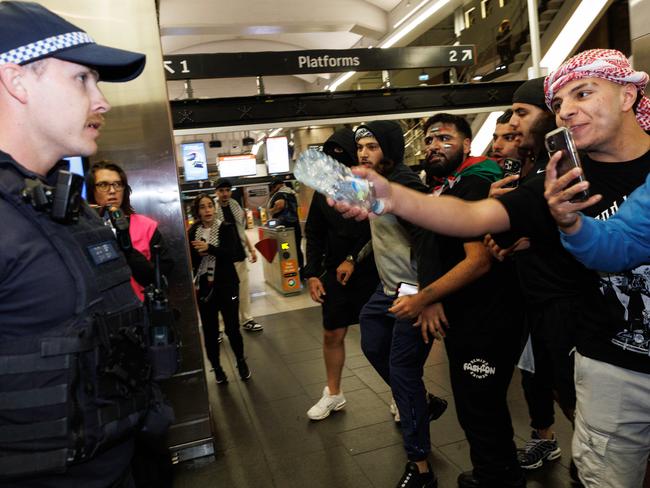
[544,49,650,130]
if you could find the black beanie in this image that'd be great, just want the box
[512,77,547,109]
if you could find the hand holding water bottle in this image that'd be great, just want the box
[294,149,391,219]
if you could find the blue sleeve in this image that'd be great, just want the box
[560,174,650,271]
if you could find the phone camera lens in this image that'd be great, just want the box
[548,140,555,150]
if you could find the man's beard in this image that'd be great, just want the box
[424,148,465,178]
[528,112,556,155]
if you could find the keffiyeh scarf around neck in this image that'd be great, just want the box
[193,219,221,284]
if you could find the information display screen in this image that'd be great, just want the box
[181,142,209,181]
[265,136,290,174]
[218,154,257,178]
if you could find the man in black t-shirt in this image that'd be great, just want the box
[487,79,575,475]
[332,49,650,488]
[541,49,650,488]
[390,114,525,488]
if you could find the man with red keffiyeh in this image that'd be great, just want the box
[542,48,650,488]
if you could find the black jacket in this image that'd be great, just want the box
[188,221,239,290]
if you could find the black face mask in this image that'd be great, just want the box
[325,146,354,167]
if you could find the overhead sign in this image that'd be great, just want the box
[163,45,475,80]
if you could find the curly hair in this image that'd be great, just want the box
[86,161,135,215]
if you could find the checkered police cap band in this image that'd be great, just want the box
[0,2,145,82]
[0,31,93,66]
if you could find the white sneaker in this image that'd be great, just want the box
[307,386,346,420]
[389,397,401,423]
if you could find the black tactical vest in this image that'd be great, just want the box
[0,163,153,480]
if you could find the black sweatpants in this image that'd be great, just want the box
[197,284,244,369]
[522,299,578,427]
[445,313,524,485]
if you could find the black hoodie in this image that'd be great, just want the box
[304,129,376,278]
[323,128,356,167]
[355,121,441,291]
[356,120,405,167]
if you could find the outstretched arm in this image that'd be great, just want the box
[331,166,511,238]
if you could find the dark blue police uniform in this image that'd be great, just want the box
[0,151,153,487]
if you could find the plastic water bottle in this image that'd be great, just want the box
[294,149,384,213]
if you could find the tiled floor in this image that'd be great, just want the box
[173,232,578,487]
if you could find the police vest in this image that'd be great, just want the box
[0,165,153,480]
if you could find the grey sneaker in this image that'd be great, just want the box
[242,320,263,332]
[517,430,562,469]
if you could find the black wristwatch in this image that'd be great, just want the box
[345,255,355,264]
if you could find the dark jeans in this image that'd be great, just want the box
[359,286,433,462]
[445,308,523,485]
[197,283,244,369]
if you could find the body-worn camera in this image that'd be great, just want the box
[22,169,84,224]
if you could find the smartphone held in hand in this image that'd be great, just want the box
[544,127,589,202]
[502,158,522,188]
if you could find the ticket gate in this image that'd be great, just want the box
[257,225,302,295]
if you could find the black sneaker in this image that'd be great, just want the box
[427,393,448,422]
[517,430,561,470]
[457,469,526,488]
[396,462,437,488]
[242,320,263,332]
[215,367,228,385]
[237,358,251,381]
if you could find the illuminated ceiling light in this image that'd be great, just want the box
[418,70,430,81]
[381,0,451,48]
[393,0,430,29]
[472,75,483,81]
[329,71,356,92]
[471,111,503,156]
[540,0,609,71]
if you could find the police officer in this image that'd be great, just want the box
[0,2,155,487]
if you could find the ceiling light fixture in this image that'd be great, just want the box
[393,0,430,29]
[328,71,356,91]
[381,0,450,48]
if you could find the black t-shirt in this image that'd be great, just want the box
[220,204,246,262]
[438,174,522,329]
[499,150,650,373]
[497,174,595,307]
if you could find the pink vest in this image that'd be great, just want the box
[129,213,158,301]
